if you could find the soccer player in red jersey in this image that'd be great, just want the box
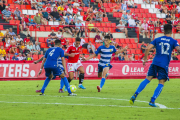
[65,37,86,89]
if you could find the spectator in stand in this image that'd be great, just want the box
[107,31,113,39]
[87,20,99,32]
[128,15,136,29]
[17,53,24,60]
[0,46,6,57]
[113,38,121,49]
[2,6,12,22]
[69,19,76,37]
[23,45,30,55]
[160,3,168,14]
[5,53,10,60]
[121,11,128,25]
[0,2,5,12]
[9,36,17,54]
[16,34,23,46]
[27,41,33,53]
[83,12,92,21]
[45,4,52,13]
[112,54,119,61]
[94,31,102,42]
[167,2,173,13]
[19,41,25,53]
[141,41,146,53]
[81,35,86,47]
[12,53,19,61]
[47,35,54,48]
[155,18,162,27]
[60,35,67,48]
[26,53,33,61]
[121,1,128,12]
[130,53,135,61]
[176,3,180,13]
[42,8,49,20]
[135,16,140,26]
[83,0,90,7]
[49,0,55,5]
[0,30,4,40]
[128,0,137,8]
[14,7,21,20]
[171,13,175,21]
[58,22,65,35]
[50,8,60,21]
[5,34,10,48]
[148,21,157,38]
[33,41,41,54]
[0,54,5,60]
[57,30,62,39]
[73,6,79,16]
[93,8,98,15]
[166,12,171,21]
[37,0,43,9]
[9,28,16,39]
[31,4,37,9]
[141,20,149,38]
[50,29,57,39]
[119,53,125,61]
[87,41,95,54]
[75,20,84,37]
[176,22,180,33]
[24,34,31,44]
[116,20,128,38]
[96,11,102,22]
[34,13,41,25]
[73,15,80,23]
[161,22,165,32]
[112,2,122,13]
[65,14,72,25]
[67,5,73,16]
[98,6,107,17]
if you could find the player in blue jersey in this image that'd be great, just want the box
[36,40,76,96]
[83,35,128,92]
[129,24,180,107]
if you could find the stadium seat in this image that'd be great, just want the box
[15,20,20,24]
[96,23,101,27]
[0,25,3,30]
[95,43,101,49]
[103,3,108,8]
[82,49,88,54]
[130,49,136,54]
[113,12,118,17]
[152,13,156,18]
[26,5,31,9]
[38,37,45,42]
[101,23,106,27]
[124,38,130,44]
[130,38,135,43]
[108,3,113,7]
[84,38,89,43]
[21,5,26,9]
[142,13,147,18]
[89,38,94,43]
[138,44,142,48]
[115,38,119,43]
[33,55,39,60]
[111,23,116,27]
[0,42,3,46]
[135,55,139,60]
[10,4,14,9]
[83,7,88,12]
[147,14,151,18]
[45,26,51,31]
[128,44,133,48]
[9,20,15,24]
[103,17,108,22]
[106,8,111,12]
[136,49,142,54]
[127,49,131,54]
[66,38,72,43]
[122,44,127,48]
[135,9,139,13]
[132,44,137,49]
[104,27,109,32]
[72,38,75,43]
[40,43,47,48]
[39,55,44,59]
[106,23,111,27]
[40,26,45,31]
[120,39,125,44]
[137,13,142,18]
[15,4,20,9]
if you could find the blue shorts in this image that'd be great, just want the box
[98,64,112,73]
[150,30,157,33]
[45,67,64,78]
[147,64,169,81]
[52,66,64,79]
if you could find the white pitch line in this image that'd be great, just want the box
[0,94,175,109]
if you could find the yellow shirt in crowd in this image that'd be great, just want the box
[58,6,64,11]
[0,32,4,37]
[88,24,94,30]
[0,49,6,56]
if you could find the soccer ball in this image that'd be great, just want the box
[70,85,77,93]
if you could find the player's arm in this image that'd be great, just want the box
[34,56,44,64]
[115,46,128,55]
[84,53,96,61]
[143,44,154,65]
[37,57,46,77]
[64,46,75,57]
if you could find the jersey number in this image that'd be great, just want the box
[49,49,55,56]
[159,42,170,55]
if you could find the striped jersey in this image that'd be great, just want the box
[95,45,116,67]
[57,56,68,70]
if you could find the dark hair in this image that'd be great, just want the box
[55,39,61,46]
[164,24,172,34]
[104,35,110,40]
[76,37,81,42]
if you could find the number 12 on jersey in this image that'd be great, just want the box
[159,42,170,55]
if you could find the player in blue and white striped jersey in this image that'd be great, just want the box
[83,35,128,92]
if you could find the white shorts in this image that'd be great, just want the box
[67,60,83,72]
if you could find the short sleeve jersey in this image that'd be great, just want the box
[95,45,117,67]
[44,47,64,68]
[151,36,179,69]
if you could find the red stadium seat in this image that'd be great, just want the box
[142,13,147,18]
[152,13,156,18]
[106,23,111,27]
[101,23,106,27]
[40,26,45,31]
[9,20,15,24]
[118,13,122,17]
[104,27,109,32]
[96,23,101,27]
[39,55,44,59]
[45,26,51,31]
[130,8,135,13]
[10,4,14,9]
[95,43,101,49]
[81,12,84,16]
[89,38,94,43]
[33,55,39,60]
[113,12,118,17]
[135,9,139,13]
[40,43,47,48]
[0,25,3,30]
[120,39,125,44]
[127,49,131,54]
[136,49,142,54]
[144,9,149,13]
[128,44,133,48]
[131,49,136,54]
[111,23,116,27]
[21,5,26,9]
[122,44,127,48]
[83,7,88,12]
[0,42,3,46]
[72,38,75,43]
[108,3,113,7]
[106,8,111,12]
[115,38,119,43]
[38,37,45,42]
[137,4,141,8]
[135,55,139,60]
[137,13,142,18]
[130,38,135,43]
[138,44,142,48]
[15,4,20,9]
[103,17,108,22]
[66,38,72,43]
[147,14,152,18]
[84,38,89,43]
[103,3,108,8]
[82,49,88,54]
[132,44,137,49]
[124,38,130,44]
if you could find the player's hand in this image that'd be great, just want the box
[82,57,87,61]
[64,70,68,76]
[34,61,37,64]
[37,69,42,77]
[69,53,75,57]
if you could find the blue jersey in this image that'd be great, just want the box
[151,36,179,69]
[95,45,116,67]
[57,56,69,69]
[44,47,64,68]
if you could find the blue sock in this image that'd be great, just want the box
[100,78,106,88]
[151,84,164,103]
[60,78,64,89]
[41,77,51,93]
[61,77,72,94]
[135,78,150,96]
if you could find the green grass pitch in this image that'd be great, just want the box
[0,79,180,120]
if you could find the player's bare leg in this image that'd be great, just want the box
[68,72,74,83]
[129,76,153,105]
[97,67,109,92]
[77,66,86,89]
[149,79,166,107]
[59,73,77,96]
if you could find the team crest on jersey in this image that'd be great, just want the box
[106,64,109,66]
[110,49,112,52]
[79,48,81,51]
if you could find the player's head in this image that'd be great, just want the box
[75,37,81,47]
[164,24,172,35]
[55,39,61,47]
[104,35,110,45]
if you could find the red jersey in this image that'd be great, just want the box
[73,8,78,14]
[98,8,104,13]
[173,20,179,25]
[148,24,154,30]
[60,38,66,45]
[24,38,30,43]
[167,5,173,10]
[132,14,137,19]
[65,43,82,63]
[24,17,29,23]
[83,15,88,21]
[46,7,52,13]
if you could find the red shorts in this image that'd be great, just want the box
[9,45,16,48]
